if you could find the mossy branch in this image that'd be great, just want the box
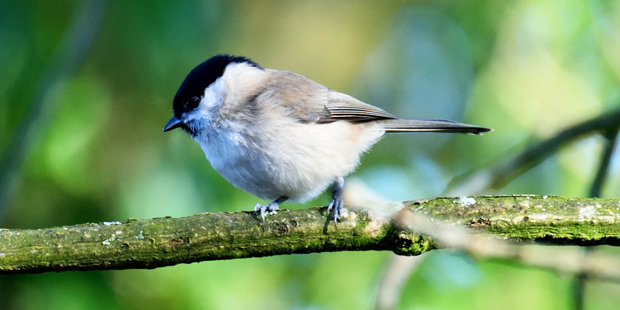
[1,195,620,274]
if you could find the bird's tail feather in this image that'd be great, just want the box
[377,119,492,135]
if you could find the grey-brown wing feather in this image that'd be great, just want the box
[324,91,397,121]
[261,69,396,123]
[376,119,491,135]
[260,69,491,134]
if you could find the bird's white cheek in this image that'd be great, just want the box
[200,78,226,110]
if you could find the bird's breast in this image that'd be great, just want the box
[194,118,385,202]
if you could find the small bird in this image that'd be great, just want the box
[163,54,491,222]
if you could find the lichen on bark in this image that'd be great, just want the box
[1,195,620,274]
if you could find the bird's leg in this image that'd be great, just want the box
[254,196,288,221]
[327,177,345,224]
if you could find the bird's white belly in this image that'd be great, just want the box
[195,119,384,202]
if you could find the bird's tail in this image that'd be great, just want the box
[377,119,492,135]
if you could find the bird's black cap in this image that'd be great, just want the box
[171,54,262,118]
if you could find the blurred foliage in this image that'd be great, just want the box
[1,0,620,309]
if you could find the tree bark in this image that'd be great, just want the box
[1,195,619,274]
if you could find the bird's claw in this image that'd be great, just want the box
[327,196,344,224]
[328,177,346,225]
[254,201,281,221]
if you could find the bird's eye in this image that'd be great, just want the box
[188,96,200,110]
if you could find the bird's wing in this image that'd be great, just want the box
[261,69,396,124]
[323,91,397,122]
[254,70,492,135]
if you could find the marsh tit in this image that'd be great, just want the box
[163,54,491,222]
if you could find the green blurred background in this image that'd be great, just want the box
[2,0,620,309]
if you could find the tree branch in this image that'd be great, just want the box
[1,195,620,275]
[397,205,620,283]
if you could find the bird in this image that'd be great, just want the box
[163,54,491,223]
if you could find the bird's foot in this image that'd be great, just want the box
[327,177,345,224]
[254,196,288,221]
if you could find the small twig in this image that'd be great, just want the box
[0,0,107,216]
[589,128,619,198]
[375,255,424,310]
[572,273,587,310]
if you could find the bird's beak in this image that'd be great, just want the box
[163,116,183,132]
